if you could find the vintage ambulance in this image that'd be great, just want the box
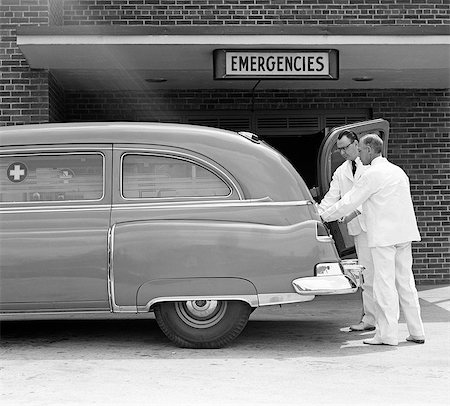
[0,119,388,348]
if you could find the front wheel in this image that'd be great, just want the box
[154,300,252,348]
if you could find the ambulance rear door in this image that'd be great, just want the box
[316,119,389,257]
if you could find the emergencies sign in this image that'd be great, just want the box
[214,49,338,80]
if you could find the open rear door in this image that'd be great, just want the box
[316,119,390,257]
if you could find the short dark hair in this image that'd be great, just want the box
[338,130,358,143]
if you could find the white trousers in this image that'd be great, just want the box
[371,242,425,345]
[354,231,376,326]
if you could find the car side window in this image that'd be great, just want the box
[0,153,104,203]
[122,154,231,199]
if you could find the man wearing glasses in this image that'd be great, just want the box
[318,130,376,332]
[321,134,425,346]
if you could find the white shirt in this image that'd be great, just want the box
[321,156,420,247]
[318,157,367,236]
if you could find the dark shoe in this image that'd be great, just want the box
[350,321,376,331]
[406,335,425,344]
[363,338,397,346]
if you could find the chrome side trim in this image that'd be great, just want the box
[0,293,316,317]
[119,149,242,200]
[111,199,312,211]
[0,146,110,153]
[0,311,114,319]
[125,292,317,312]
[113,305,140,313]
[0,199,312,214]
[108,224,119,312]
[141,292,315,311]
[258,293,315,306]
[0,205,111,214]
[316,236,334,243]
[142,295,259,312]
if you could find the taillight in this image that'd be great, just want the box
[315,262,344,276]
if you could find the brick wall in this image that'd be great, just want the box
[1,0,449,283]
[63,88,450,284]
[60,0,449,26]
[383,90,450,284]
[0,0,50,125]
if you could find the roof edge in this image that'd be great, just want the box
[17,25,450,37]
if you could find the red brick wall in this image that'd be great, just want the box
[0,0,50,125]
[63,88,450,284]
[60,0,449,26]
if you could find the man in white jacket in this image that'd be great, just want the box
[321,133,425,346]
[318,130,376,332]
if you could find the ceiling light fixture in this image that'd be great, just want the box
[352,76,373,82]
[145,78,167,83]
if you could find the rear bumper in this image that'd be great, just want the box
[292,260,363,296]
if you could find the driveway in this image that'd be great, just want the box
[1,285,449,405]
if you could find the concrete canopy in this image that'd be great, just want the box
[17,26,450,91]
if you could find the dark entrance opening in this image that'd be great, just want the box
[262,129,326,188]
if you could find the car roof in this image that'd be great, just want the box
[0,122,310,201]
[0,122,252,149]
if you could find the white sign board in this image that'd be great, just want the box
[214,49,338,80]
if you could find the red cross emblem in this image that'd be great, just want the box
[7,162,28,183]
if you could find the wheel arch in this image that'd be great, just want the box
[136,277,259,312]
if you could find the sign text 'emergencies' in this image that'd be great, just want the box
[214,49,339,80]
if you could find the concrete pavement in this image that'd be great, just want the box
[1,284,449,406]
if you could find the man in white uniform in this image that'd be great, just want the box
[321,134,425,346]
[318,130,376,331]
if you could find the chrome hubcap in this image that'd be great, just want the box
[175,300,227,329]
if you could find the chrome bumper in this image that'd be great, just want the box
[292,260,363,296]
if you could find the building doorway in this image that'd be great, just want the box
[183,109,371,189]
[261,131,325,187]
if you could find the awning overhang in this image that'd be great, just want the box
[17,26,450,91]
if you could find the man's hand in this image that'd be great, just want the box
[338,210,360,224]
[315,202,324,216]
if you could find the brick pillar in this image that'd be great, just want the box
[0,0,50,126]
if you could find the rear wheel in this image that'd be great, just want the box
[154,300,252,348]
